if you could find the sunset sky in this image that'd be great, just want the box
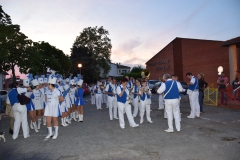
[1,0,240,78]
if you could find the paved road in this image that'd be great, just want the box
[0,94,240,160]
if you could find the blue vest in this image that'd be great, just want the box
[117,86,127,103]
[8,89,19,106]
[188,76,199,91]
[140,92,146,101]
[163,80,179,99]
[94,85,103,94]
[133,85,139,99]
[107,84,113,97]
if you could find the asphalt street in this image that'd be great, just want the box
[0,94,240,160]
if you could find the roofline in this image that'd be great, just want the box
[145,37,223,64]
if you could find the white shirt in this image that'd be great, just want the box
[105,83,116,94]
[157,79,182,94]
[117,85,129,96]
[190,76,196,84]
[94,85,103,94]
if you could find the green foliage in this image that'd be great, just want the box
[130,65,144,73]
[71,26,112,83]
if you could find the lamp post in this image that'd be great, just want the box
[78,63,82,75]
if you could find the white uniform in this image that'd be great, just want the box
[105,83,118,120]
[117,85,138,128]
[32,89,43,110]
[157,79,182,132]
[139,89,152,123]
[188,76,200,118]
[44,88,61,117]
[69,88,76,105]
[158,82,164,110]
[132,85,140,117]
[39,88,45,109]
[90,86,96,105]
[94,85,103,109]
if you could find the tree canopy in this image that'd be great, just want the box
[70,26,112,83]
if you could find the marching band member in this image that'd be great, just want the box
[105,77,118,120]
[38,76,45,128]
[132,79,141,117]
[157,77,164,110]
[186,72,200,118]
[59,86,68,127]
[125,76,133,89]
[75,79,85,122]
[104,77,112,108]
[42,77,49,125]
[45,76,63,139]
[23,79,38,133]
[69,80,77,121]
[157,74,182,133]
[116,78,139,129]
[90,84,96,105]
[31,78,44,130]
[139,80,153,124]
[8,82,30,139]
[94,81,104,109]
[63,84,72,124]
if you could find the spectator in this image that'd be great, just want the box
[197,73,208,114]
[231,76,239,100]
[217,72,228,105]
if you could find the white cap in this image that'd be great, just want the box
[66,78,69,82]
[32,79,39,86]
[38,78,43,84]
[23,79,30,87]
[48,77,57,84]
[44,78,48,83]
[70,79,75,85]
[63,84,70,90]
[77,79,83,86]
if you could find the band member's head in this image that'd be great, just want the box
[112,78,116,84]
[162,74,171,82]
[121,78,129,86]
[48,84,55,90]
[141,80,147,87]
[221,72,225,77]
[186,72,193,79]
[135,79,140,86]
[125,76,129,80]
[172,74,178,81]
[145,77,148,82]
[108,76,112,82]
[11,82,19,89]
[197,73,204,80]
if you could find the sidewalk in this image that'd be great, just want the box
[0,94,239,160]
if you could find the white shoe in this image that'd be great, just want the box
[61,118,67,127]
[77,114,81,122]
[195,114,200,118]
[33,122,39,133]
[63,118,69,126]
[66,117,71,124]
[164,129,174,133]
[80,114,83,122]
[114,117,119,119]
[73,113,77,121]
[100,108,102,109]
[187,116,195,118]
[45,127,53,139]
[120,126,125,129]
[140,119,143,124]
[148,121,153,123]
[52,126,58,139]
[24,135,30,139]
[131,124,139,128]
[158,108,163,110]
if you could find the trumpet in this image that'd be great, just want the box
[99,84,104,89]
[127,93,133,104]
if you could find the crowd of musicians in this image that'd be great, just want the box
[4,70,206,140]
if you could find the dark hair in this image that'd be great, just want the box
[121,78,128,83]
[186,72,192,76]
[172,74,177,77]
[112,77,116,81]
[49,84,55,87]
[11,82,19,89]
[33,86,37,89]
[141,80,146,84]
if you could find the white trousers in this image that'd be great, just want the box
[91,94,95,104]
[132,97,140,117]
[140,100,151,122]
[165,99,181,131]
[189,91,200,117]
[108,96,118,120]
[95,94,102,109]
[12,103,29,139]
[159,94,164,109]
[117,102,137,128]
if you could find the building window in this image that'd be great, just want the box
[118,70,121,74]
[122,70,127,74]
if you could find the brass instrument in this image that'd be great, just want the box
[99,84,104,89]
[126,87,133,104]
[110,84,115,97]
[141,69,150,79]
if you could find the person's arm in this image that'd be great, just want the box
[187,77,195,85]
[177,82,184,92]
[117,86,126,97]
[157,83,166,94]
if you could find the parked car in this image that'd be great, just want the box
[148,80,159,90]
[82,83,90,95]
[0,90,8,101]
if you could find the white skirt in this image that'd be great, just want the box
[44,103,61,117]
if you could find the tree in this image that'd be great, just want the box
[27,41,72,76]
[131,65,144,73]
[70,26,112,83]
[0,5,32,82]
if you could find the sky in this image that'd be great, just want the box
[1,0,240,78]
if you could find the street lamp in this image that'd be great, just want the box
[78,63,82,75]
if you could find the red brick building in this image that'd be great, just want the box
[145,37,236,86]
